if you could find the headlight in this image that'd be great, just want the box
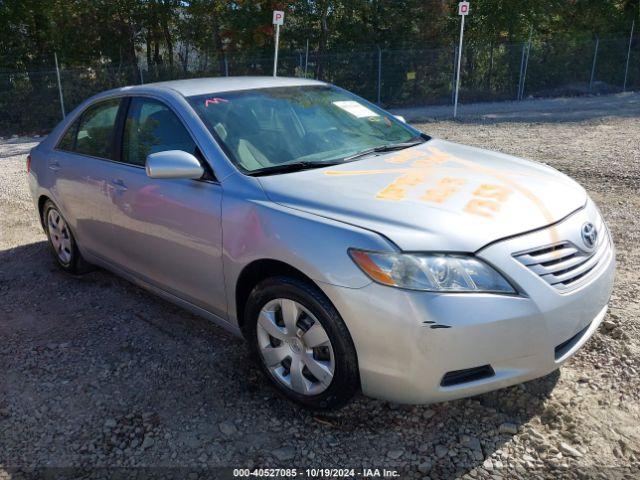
[349,249,516,293]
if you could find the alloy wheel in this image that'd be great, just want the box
[256,298,335,396]
[47,208,73,264]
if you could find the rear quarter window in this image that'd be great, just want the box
[56,119,79,151]
[75,99,120,159]
[55,98,121,159]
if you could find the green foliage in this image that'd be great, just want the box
[2,0,636,72]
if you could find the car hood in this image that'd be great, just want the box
[258,139,586,252]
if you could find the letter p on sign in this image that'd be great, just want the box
[458,1,469,15]
[273,10,284,25]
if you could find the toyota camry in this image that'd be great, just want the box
[27,77,615,409]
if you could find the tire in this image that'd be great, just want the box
[42,200,93,274]
[245,276,360,410]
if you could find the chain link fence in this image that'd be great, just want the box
[1,34,638,136]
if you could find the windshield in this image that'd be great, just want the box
[188,85,424,174]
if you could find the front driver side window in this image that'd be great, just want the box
[123,98,198,167]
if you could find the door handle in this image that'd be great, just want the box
[48,160,61,171]
[110,179,128,192]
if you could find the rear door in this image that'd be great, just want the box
[105,97,227,318]
[49,98,124,260]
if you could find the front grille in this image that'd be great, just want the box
[513,228,611,292]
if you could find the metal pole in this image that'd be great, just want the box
[54,52,65,119]
[623,20,635,92]
[589,36,599,92]
[298,52,302,76]
[451,45,457,105]
[304,38,309,77]
[377,46,382,105]
[520,30,532,100]
[273,23,280,77]
[453,14,465,118]
[518,42,526,100]
[224,56,229,76]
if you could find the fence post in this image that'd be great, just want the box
[623,20,635,92]
[304,39,309,77]
[138,58,144,84]
[54,52,66,119]
[377,46,382,105]
[589,37,599,92]
[518,42,526,100]
[520,34,532,100]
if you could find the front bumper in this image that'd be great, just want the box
[320,204,615,404]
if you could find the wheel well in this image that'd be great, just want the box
[235,259,318,333]
[37,195,50,228]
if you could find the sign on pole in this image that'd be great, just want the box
[453,1,469,118]
[273,10,284,26]
[272,10,284,77]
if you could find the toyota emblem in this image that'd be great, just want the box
[581,222,598,250]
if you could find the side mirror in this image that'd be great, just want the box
[394,115,407,123]
[145,150,204,180]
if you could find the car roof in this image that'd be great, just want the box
[118,76,327,97]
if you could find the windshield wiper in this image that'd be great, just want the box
[343,137,426,162]
[247,136,427,176]
[247,160,344,177]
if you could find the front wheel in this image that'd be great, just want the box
[245,276,360,410]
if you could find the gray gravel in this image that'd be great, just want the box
[1,94,639,478]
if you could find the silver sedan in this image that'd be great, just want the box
[28,77,615,409]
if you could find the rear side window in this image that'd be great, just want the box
[122,98,197,167]
[69,99,121,159]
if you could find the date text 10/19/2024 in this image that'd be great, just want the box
[233,468,401,478]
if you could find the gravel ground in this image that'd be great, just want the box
[1,95,639,479]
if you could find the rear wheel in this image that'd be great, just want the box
[42,200,92,274]
[245,276,360,410]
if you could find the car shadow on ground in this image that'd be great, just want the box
[1,241,560,477]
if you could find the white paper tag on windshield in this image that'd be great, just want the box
[333,100,379,118]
